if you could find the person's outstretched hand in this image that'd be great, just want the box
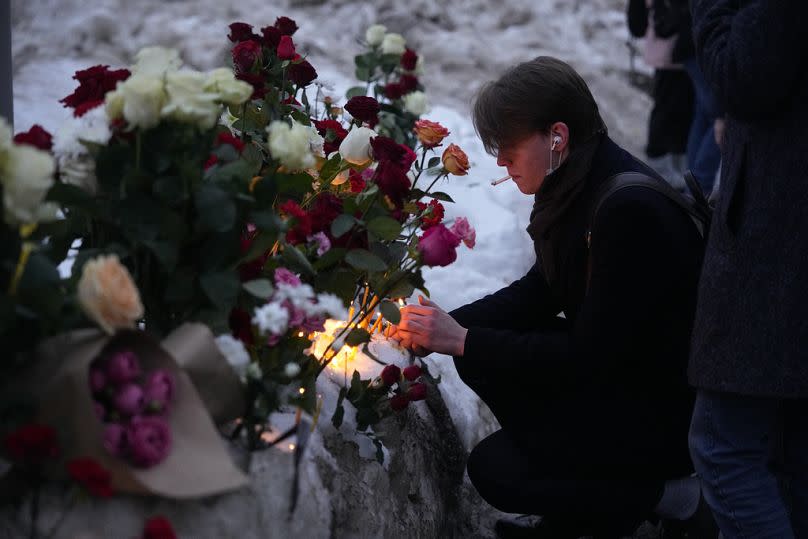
[386,295,468,357]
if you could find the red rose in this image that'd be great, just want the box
[67,457,113,497]
[308,192,343,234]
[260,25,282,49]
[345,96,380,126]
[142,516,177,539]
[287,59,317,87]
[229,307,255,345]
[236,72,267,99]
[390,393,410,412]
[403,365,422,381]
[407,382,427,401]
[416,199,445,229]
[313,119,348,155]
[60,65,130,117]
[400,74,418,93]
[380,364,401,386]
[228,22,258,43]
[384,82,404,100]
[280,199,312,244]
[3,423,59,465]
[401,48,418,71]
[277,35,296,61]
[274,16,299,36]
[374,162,411,207]
[348,169,366,193]
[215,131,245,154]
[417,224,461,267]
[232,40,262,73]
[370,136,415,170]
[13,125,53,151]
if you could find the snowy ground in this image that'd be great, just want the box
[10,0,654,455]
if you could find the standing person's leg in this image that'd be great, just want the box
[783,398,808,536]
[689,390,795,539]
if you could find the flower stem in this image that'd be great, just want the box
[410,151,429,191]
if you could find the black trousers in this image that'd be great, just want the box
[646,68,694,158]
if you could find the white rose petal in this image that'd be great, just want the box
[267,120,319,170]
[215,334,251,379]
[403,91,430,116]
[115,75,166,130]
[1,144,57,225]
[204,68,253,106]
[365,24,387,47]
[252,301,290,336]
[338,126,376,165]
[162,70,221,129]
[381,33,406,56]
[132,46,182,76]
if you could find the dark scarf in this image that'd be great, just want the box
[526,127,607,288]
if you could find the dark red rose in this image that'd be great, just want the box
[345,96,380,125]
[401,144,417,170]
[236,72,268,99]
[287,59,317,87]
[370,136,415,170]
[313,119,348,155]
[229,307,255,345]
[407,382,427,401]
[3,423,59,465]
[416,199,445,229]
[142,516,177,539]
[13,125,53,151]
[215,131,245,154]
[60,65,130,117]
[277,35,296,61]
[401,48,418,71]
[204,154,218,170]
[348,169,366,193]
[274,16,299,36]
[400,74,418,93]
[380,365,401,386]
[232,40,262,73]
[280,199,312,244]
[260,25,282,49]
[67,457,113,497]
[309,192,343,234]
[390,393,409,412]
[228,22,259,43]
[418,224,461,267]
[384,82,404,100]
[374,161,411,206]
[402,365,422,381]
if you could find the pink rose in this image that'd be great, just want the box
[274,267,302,287]
[417,224,461,267]
[450,217,476,249]
[89,366,106,393]
[402,365,422,382]
[407,382,427,401]
[103,423,128,457]
[105,350,141,385]
[143,369,175,414]
[380,365,401,386]
[114,383,145,417]
[390,394,410,412]
[127,416,172,468]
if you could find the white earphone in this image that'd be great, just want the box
[551,135,561,150]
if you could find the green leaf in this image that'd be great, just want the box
[243,231,277,262]
[379,300,401,324]
[195,185,236,233]
[282,245,315,277]
[249,210,283,233]
[345,249,387,272]
[346,86,367,99]
[366,216,402,241]
[243,279,274,299]
[313,247,346,271]
[345,327,371,347]
[142,240,179,272]
[199,271,241,310]
[320,154,344,184]
[427,157,441,169]
[315,268,357,305]
[428,191,455,203]
[347,370,365,401]
[355,66,371,82]
[331,214,357,238]
[387,275,415,300]
[331,387,347,428]
[46,182,97,213]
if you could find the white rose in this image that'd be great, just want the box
[77,254,144,334]
[204,68,253,106]
[267,120,318,170]
[365,24,387,47]
[132,46,182,76]
[105,89,125,121]
[403,91,430,116]
[1,144,58,225]
[338,126,376,165]
[116,75,166,130]
[381,33,406,55]
[162,70,221,129]
[215,334,251,380]
[284,362,301,378]
[53,107,111,194]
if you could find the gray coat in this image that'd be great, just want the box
[689,0,808,397]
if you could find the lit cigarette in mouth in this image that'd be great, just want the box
[490,175,511,186]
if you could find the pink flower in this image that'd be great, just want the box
[127,416,172,468]
[380,365,401,386]
[417,224,461,267]
[143,369,175,414]
[103,423,128,457]
[308,232,331,256]
[114,383,145,417]
[89,366,106,393]
[390,394,410,412]
[274,267,301,287]
[450,217,476,249]
[105,350,141,385]
[407,382,427,401]
[402,365,422,382]
[283,300,306,327]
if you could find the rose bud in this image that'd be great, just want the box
[94,401,106,421]
[277,35,296,61]
[407,382,428,401]
[380,364,401,386]
[344,96,380,125]
[105,350,141,385]
[143,369,175,414]
[89,366,107,393]
[113,383,145,417]
[402,365,422,382]
[102,423,128,457]
[390,393,410,412]
[127,416,172,468]
[441,143,470,176]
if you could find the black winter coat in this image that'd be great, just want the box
[450,138,704,479]
[689,0,808,397]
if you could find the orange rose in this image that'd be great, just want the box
[441,144,469,176]
[77,254,144,334]
[413,119,449,148]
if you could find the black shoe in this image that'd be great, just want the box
[661,493,720,539]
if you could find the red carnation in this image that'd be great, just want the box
[287,59,317,87]
[407,382,427,401]
[277,35,296,61]
[13,125,53,151]
[345,96,380,126]
[384,82,404,100]
[3,423,60,465]
[228,22,259,43]
[281,199,312,244]
[60,65,130,117]
[232,40,262,73]
[274,16,299,36]
[142,516,177,539]
[374,161,411,207]
[313,119,348,155]
[380,365,401,386]
[403,365,422,381]
[390,394,410,412]
[67,457,113,498]
[309,192,343,234]
[348,169,366,193]
[401,48,418,71]
[236,72,268,99]
[215,131,245,154]
[416,199,445,229]
[400,74,418,93]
